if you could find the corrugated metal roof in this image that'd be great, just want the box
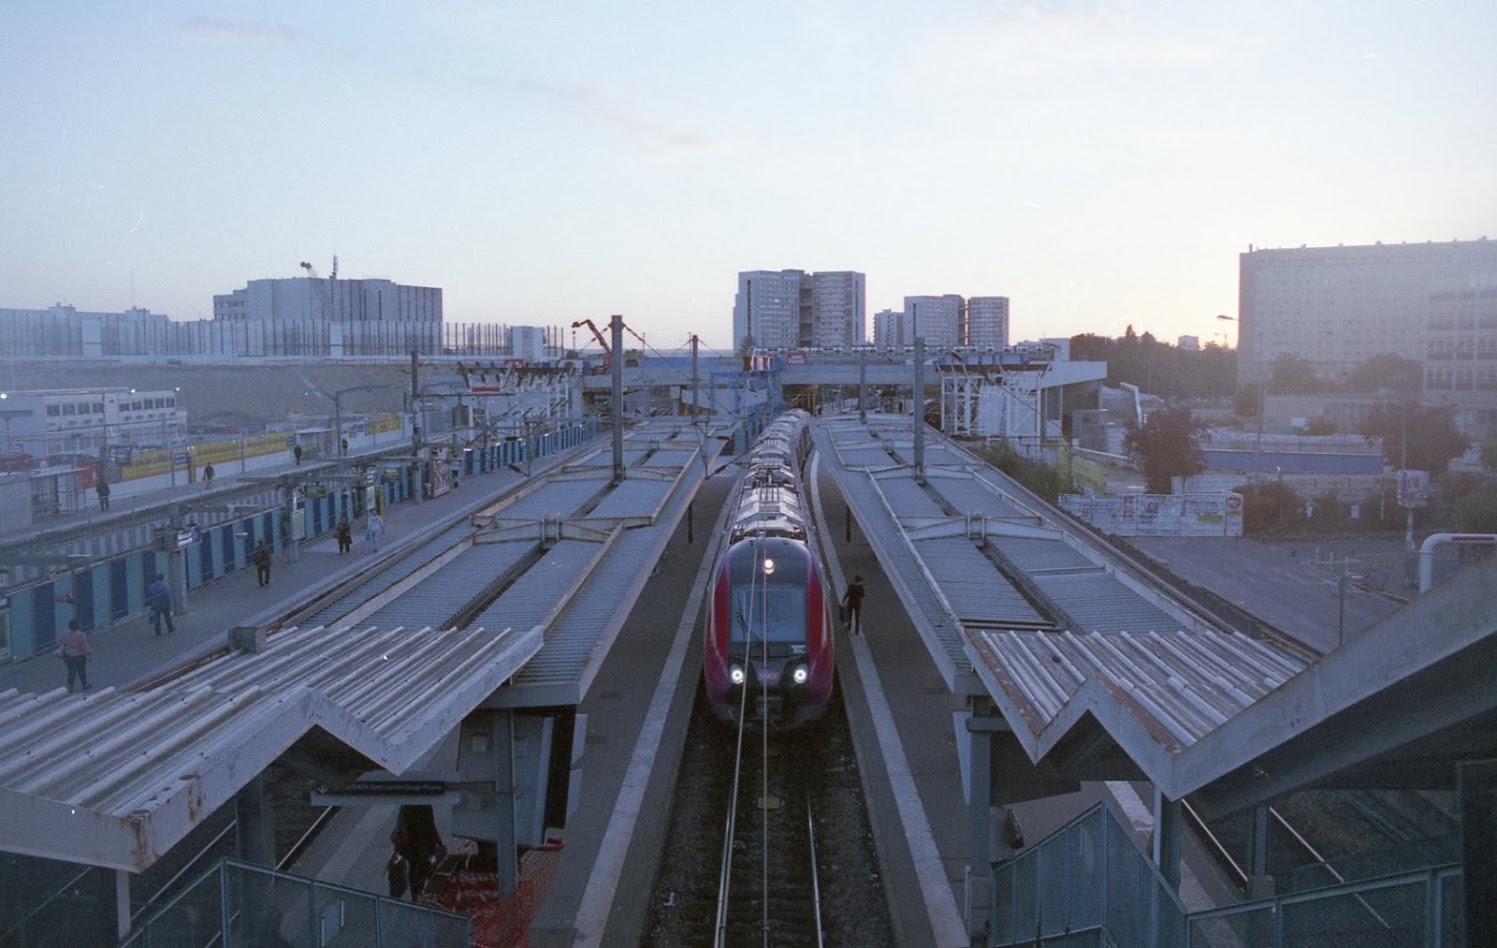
[362,541,539,630]
[971,629,1306,748]
[910,537,1044,627]
[300,524,474,627]
[0,420,728,874]
[812,412,1314,786]
[1033,570,1180,634]
[0,622,543,871]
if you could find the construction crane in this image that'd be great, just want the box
[298,256,338,321]
[570,319,611,373]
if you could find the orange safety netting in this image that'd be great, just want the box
[422,838,564,948]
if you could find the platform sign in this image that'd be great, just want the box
[172,452,190,465]
[1397,469,1430,508]
[311,779,458,806]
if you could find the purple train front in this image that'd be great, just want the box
[703,410,836,730]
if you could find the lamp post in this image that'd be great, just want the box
[0,409,32,454]
[1219,314,1267,481]
[1337,573,1364,646]
[320,385,388,457]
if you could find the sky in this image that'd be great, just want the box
[2,1,1494,352]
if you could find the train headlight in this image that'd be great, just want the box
[762,557,775,576]
[792,665,809,684]
[729,664,746,685]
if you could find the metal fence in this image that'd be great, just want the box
[1186,865,1464,948]
[990,801,1466,948]
[990,803,1186,947]
[120,858,471,947]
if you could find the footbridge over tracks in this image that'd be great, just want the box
[814,412,1497,941]
[0,417,736,942]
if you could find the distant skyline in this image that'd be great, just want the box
[3,2,1493,352]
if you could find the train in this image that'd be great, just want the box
[703,409,836,730]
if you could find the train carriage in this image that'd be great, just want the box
[704,410,835,730]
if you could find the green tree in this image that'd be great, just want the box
[1360,403,1468,476]
[1269,354,1323,394]
[1452,488,1497,532]
[1124,406,1207,493]
[1346,353,1423,396]
[1233,384,1261,418]
[1480,438,1497,473]
[1233,481,1305,534]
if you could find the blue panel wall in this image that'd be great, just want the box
[31,585,56,653]
[73,572,96,631]
[110,559,130,621]
[220,524,237,574]
[5,424,602,663]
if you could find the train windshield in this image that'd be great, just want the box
[730,584,807,648]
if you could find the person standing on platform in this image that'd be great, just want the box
[146,572,175,635]
[202,463,215,489]
[842,574,866,635]
[60,619,92,693]
[252,539,273,587]
[293,443,303,465]
[336,518,353,554]
[366,512,383,552]
[96,478,110,511]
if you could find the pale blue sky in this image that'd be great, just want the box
[3,1,1493,350]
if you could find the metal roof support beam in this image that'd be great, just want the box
[493,710,519,895]
[1149,790,1183,943]
[611,315,624,486]
[912,337,925,484]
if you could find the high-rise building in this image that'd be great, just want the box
[733,270,805,350]
[213,277,442,324]
[809,271,866,347]
[966,296,1010,348]
[872,309,906,346]
[903,295,964,348]
[733,269,865,349]
[1238,240,1497,385]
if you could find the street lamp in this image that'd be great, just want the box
[0,408,32,454]
[1337,573,1365,646]
[319,385,389,457]
[1218,314,1266,480]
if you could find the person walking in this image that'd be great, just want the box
[842,574,866,635]
[96,478,110,511]
[202,463,215,489]
[146,572,175,635]
[366,512,383,552]
[252,539,273,587]
[336,518,353,554]
[59,618,92,693]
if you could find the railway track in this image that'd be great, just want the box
[648,685,892,946]
[713,687,825,947]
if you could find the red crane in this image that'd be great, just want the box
[570,319,611,373]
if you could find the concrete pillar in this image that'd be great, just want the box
[235,771,275,867]
[966,701,995,939]
[858,347,867,423]
[1460,760,1497,938]
[494,710,519,895]
[1152,789,1182,890]
[1246,804,1275,899]
[116,869,132,941]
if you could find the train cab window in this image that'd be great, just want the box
[730,586,807,649]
